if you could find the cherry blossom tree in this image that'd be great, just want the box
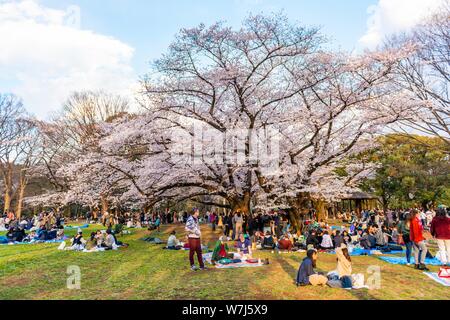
[76,14,415,225]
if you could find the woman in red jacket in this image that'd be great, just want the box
[409,209,429,271]
[430,207,450,266]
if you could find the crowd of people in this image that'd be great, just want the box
[2,203,449,289]
[61,227,127,252]
[0,210,66,243]
[181,206,449,289]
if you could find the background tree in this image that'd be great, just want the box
[71,14,414,229]
[388,2,450,150]
[0,93,39,217]
[361,134,450,210]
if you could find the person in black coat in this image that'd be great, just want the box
[306,230,320,249]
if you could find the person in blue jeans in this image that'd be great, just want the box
[336,244,353,289]
[398,213,412,265]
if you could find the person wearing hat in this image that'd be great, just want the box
[336,243,353,288]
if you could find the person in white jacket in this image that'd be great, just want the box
[320,231,333,249]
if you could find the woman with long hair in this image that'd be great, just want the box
[398,211,413,265]
[336,244,353,288]
[296,249,328,286]
[409,209,429,271]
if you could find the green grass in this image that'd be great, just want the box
[0,223,448,300]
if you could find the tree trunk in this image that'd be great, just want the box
[15,170,28,219]
[229,192,251,215]
[288,193,312,233]
[15,183,26,219]
[101,194,109,214]
[314,199,327,221]
[3,167,13,213]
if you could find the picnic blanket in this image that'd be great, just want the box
[378,256,443,266]
[64,224,89,230]
[203,252,265,269]
[141,237,164,244]
[423,272,450,287]
[215,261,265,269]
[327,247,404,256]
[0,237,68,246]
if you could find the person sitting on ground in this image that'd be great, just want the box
[320,231,334,250]
[277,232,293,252]
[94,230,105,247]
[333,230,344,249]
[374,224,387,247]
[306,230,320,249]
[236,233,253,258]
[262,231,276,250]
[351,230,361,245]
[252,230,265,244]
[212,236,233,263]
[69,231,86,250]
[296,249,328,286]
[342,231,350,245]
[84,232,98,251]
[360,225,377,249]
[166,230,182,250]
[103,229,116,250]
[23,230,37,242]
[7,226,27,243]
[335,244,353,289]
[390,224,399,244]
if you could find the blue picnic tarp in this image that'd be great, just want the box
[378,256,443,266]
[328,247,404,256]
[0,236,68,246]
[64,224,89,230]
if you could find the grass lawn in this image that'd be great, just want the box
[0,223,448,300]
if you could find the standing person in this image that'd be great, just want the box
[410,209,430,271]
[155,215,161,232]
[217,213,223,231]
[223,213,230,237]
[185,210,206,271]
[398,212,413,265]
[430,207,450,266]
[209,212,217,231]
[234,212,244,240]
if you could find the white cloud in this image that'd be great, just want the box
[0,0,136,119]
[359,0,446,49]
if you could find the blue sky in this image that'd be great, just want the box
[0,0,444,118]
[40,0,375,72]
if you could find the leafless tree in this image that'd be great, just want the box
[0,94,39,217]
[388,1,450,148]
